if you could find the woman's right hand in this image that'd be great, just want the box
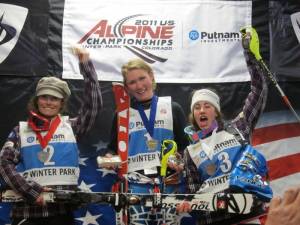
[176,200,192,213]
[98,153,120,170]
[71,46,90,63]
[35,187,52,206]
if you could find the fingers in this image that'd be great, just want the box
[43,187,53,192]
[270,186,300,209]
[97,154,120,170]
[167,162,183,173]
[269,196,281,209]
[71,45,90,62]
[35,194,45,206]
[282,187,300,205]
[176,201,192,213]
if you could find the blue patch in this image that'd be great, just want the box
[27,136,35,143]
[189,30,199,40]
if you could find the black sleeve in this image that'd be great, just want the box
[172,101,189,154]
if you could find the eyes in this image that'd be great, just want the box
[38,95,62,102]
[126,75,147,86]
[194,102,214,111]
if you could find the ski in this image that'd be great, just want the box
[112,82,130,225]
[1,190,267,215]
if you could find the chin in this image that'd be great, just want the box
[199,124,209,130]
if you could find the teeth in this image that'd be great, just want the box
[137,89,146,94]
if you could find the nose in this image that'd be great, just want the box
[135,80,143,89]
[43,96,55,104]
[199,105,205,112]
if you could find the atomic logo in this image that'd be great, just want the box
[291,12,300,44]
[79,14,176,63]
[0,4,28,64]
[0,14,16,45]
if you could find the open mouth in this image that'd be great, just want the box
[199,115,208,122]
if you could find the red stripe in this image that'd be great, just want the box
[267,152,300,181]
[252,122,300,146]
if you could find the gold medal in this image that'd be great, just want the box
[147,139,158,151]
[206,163,217,176]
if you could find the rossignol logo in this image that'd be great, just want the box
[78,14,175,63]
[189,29,241,43]
[291,12,300,44]
[0,4,28,64]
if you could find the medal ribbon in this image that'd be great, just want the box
[34,116,61,149]
[137,95,158,137]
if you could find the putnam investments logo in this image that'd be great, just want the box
[0,4,28,64]
[189,29,241,43]
[78,15,175,63]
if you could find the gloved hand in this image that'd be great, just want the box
[240,26,262,60]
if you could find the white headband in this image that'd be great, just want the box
[190,89,220,112]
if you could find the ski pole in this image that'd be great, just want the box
[240,26,300,123]
[259,59,300,123]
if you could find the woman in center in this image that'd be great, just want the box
[108,59,189,225]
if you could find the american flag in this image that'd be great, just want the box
[253,110,300,197]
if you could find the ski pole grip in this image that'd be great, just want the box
[160,140,177,177]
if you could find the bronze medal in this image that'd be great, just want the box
[206,163,217,176]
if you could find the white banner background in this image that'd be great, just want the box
[62,0,252,83]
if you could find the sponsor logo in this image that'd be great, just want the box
[78,15,175,63]
[26,134,65,143]
[160,108,167,114]
[200,150,206,158]
[135,119,165,129]
[27,136,35,143]
[0,4,28,63]
[291,12,300,44]
[24,168,76,178]
[189,29,241,43]
[0,14,16,45]
[213,137,239,154]
[213,193,248,214]
[128,152,158,163]
[129,122,135,129]
[201,174,230,188]
[189,30,199,40]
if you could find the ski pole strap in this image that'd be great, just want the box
[160,139,177,177]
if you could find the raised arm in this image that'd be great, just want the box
[70,47,103,138]
[232,27,268,141]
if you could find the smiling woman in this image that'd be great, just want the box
[107,58,189,225]
[0,47,103,225]
[28,76,71,120]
